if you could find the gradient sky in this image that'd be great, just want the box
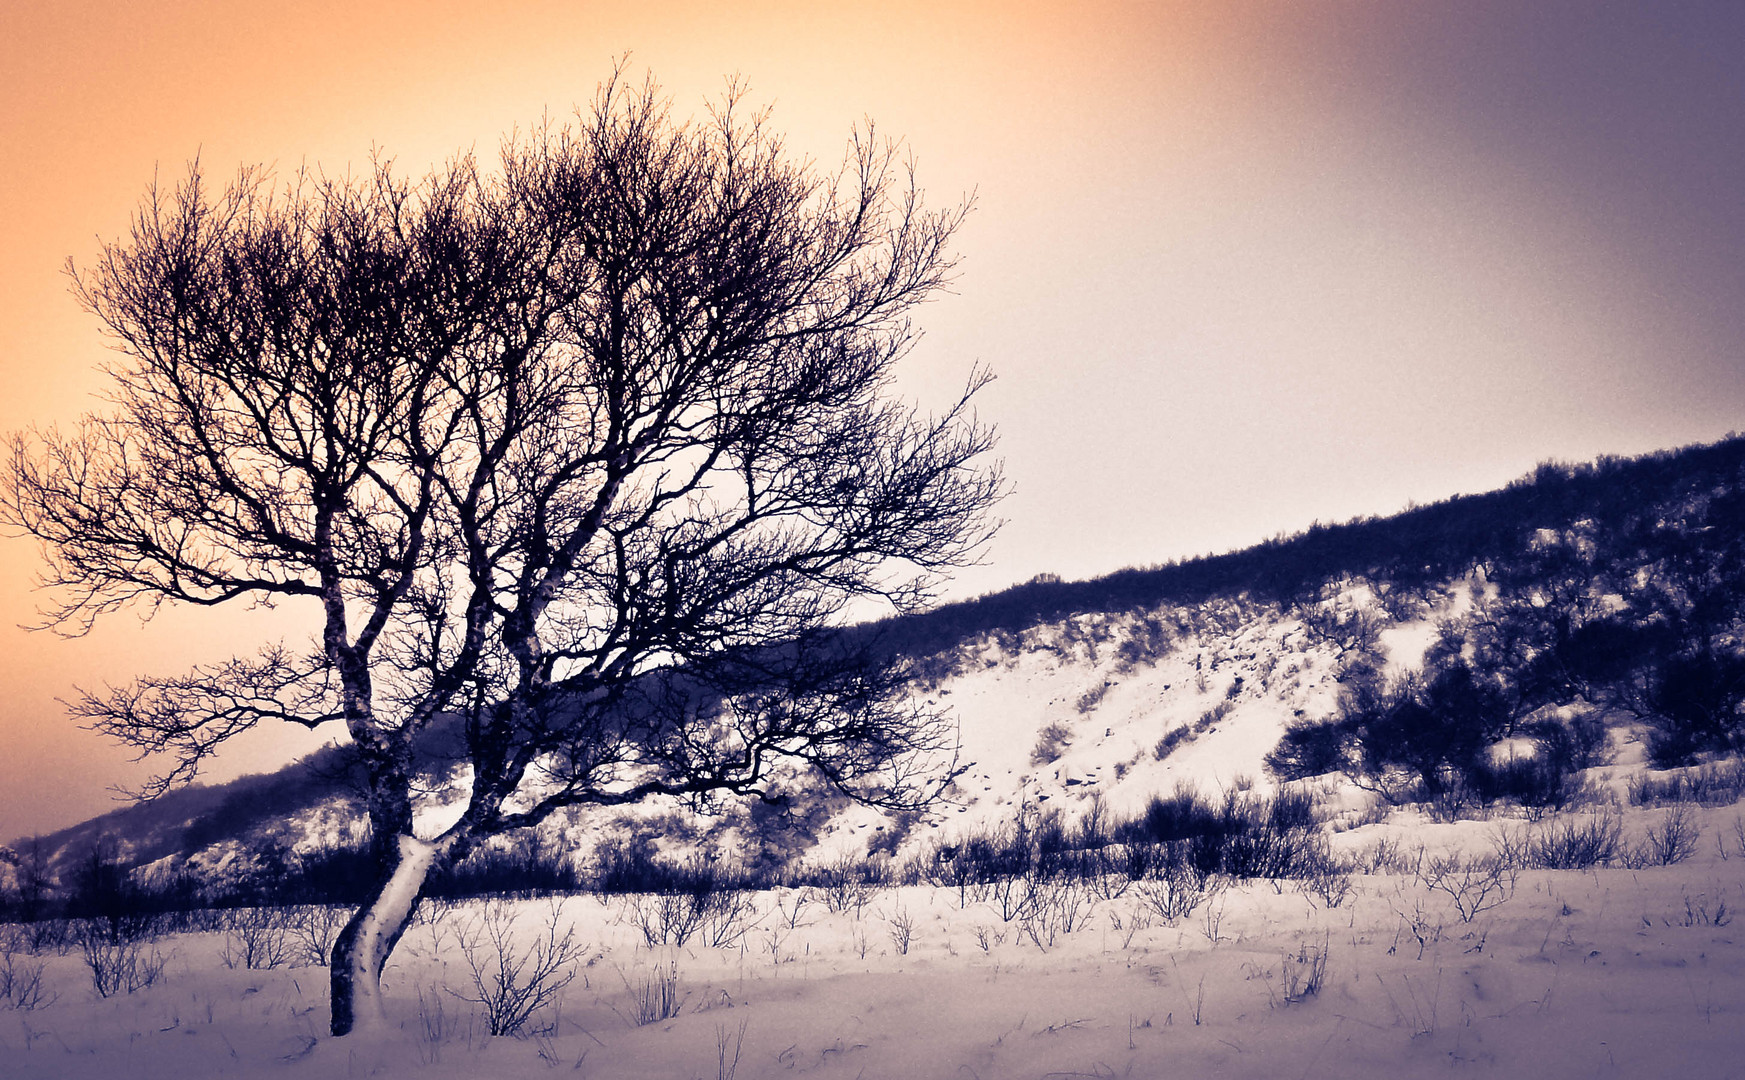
[3,0,1743,842]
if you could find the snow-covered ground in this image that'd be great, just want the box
[6,797,1745,1080]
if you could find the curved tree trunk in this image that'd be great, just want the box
[329,834,447,1037]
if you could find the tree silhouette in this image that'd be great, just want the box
[4,72,1000,1035]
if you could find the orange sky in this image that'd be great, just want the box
[4,1,1743,841]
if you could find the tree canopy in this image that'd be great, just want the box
[4,72,1001,1034]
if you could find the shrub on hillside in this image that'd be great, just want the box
[1643,651,1745,767]
[1265,717,1353,781]
[1153,726,1193,761]
[1030,720,1073,766]
[1337,665,1513,802]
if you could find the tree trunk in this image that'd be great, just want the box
[329,834,446,1036]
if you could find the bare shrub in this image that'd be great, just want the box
[1387,890,1444,960]
[625,877,757,949]
[1075,682,1110,713]
[0,931,56,1011]
[1420,855,1516,922]
[812,854,885,917]
[1641,804,1703,865]
[884,904,916,955]
[1015,873,1096,950]
[1351,835,1416,875]
[624,890,703,948]
[219,906,292,970]
[1135,861,1218,925]
[1487,823,1530,870]
[700,888,759,949]
[453,901,587,1037]
[17,919,72,955]
[77,922,167,997]
[1082,857,1136,903]
[286,904,348,967]
[1526,812,1622,869]
[985,872,1032,923]
[1198,699,1234,730]
[1199,894,1228,943]
[772,889,814,930]
[1153,726,1193,761]
[1298,846,1355,908]
[1629,759,1745,807]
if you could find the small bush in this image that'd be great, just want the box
[1131,786,1225,844]
[1639,805,1703,866]
[597,849,758,948]
[0,932,55,1011]
[1523,812,1622,869]
[884,904,916,954]
[1153,726,1193,761]
[1469,754,1578,810]
[1135,858,1218,924]
[286,904,348,966]
[219,906,292,970]
[1265,718,1351,781]
[1012,873,1097,949]
[1296,844,1355,908]
[453,900,586,1037]
[76,921,167,997]
[1031,720,1073,766]
[625,890,710,949]
[1118,784,1320,879]
[1420,855,1515,922]
[1545,714,1613,771]
[430,833,581,899]
[807,853,887,917]
[1197,700,1234,731]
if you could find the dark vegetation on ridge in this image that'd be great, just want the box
[863,434,1745,658]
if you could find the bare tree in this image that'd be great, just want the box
[3,72,1000,1035]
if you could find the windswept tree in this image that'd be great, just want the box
[4,73,1001,1035]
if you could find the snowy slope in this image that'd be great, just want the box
[813,598,1353,861]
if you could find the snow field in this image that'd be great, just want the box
[5,804,1745,1080]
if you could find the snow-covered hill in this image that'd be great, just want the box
[9,433,1745,899]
